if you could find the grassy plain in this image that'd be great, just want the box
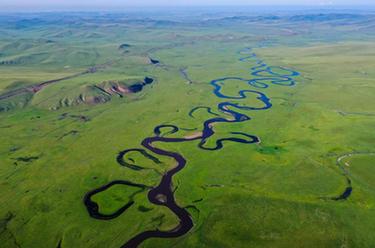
[0,10,375,248]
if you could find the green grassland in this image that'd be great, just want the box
[1,11,375,248]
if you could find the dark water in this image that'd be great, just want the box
[84,180,149,220]
[128,77,155,93]
[150,58,160,64]
[128,83,144,93]
[144,77,154,85]
[84,47,300,247]
[119,44,131,49]
[117,148,161,171]
[332,186,353,201]
[189,106,219,118]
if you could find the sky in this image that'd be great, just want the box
[1,0,374,10]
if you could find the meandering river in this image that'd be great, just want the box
[84,47,300,247]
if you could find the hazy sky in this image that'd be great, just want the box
[1,0,375,8]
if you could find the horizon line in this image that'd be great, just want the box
[1,4,375,11]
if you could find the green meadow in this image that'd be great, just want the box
[0,11,375,248]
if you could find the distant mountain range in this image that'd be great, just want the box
[0,12,374,29]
